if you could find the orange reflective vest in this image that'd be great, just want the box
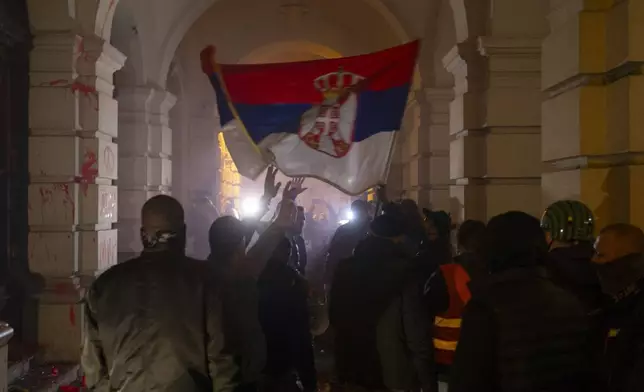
[433,263,471,366]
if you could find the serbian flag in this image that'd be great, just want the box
[201,41,419,195]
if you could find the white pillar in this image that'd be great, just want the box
[425,87,454,212]
[28,31,125,360]
[117,87,176,261]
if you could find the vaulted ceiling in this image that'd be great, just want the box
[110,0,454,88]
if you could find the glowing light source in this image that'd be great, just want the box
[345,209,354,221]
[241,197,261,217]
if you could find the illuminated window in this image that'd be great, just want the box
[218,132,241,212]
[367,188,376,202]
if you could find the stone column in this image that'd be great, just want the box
[117,87,176,261]
[425,87,453,212]
[542,0,644,228]
[401,93,430,207]
[445,36,543,222]
[28,30,124,360]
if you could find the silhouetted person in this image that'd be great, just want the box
[81,195,237,392]
[451,211,592,392]
[330,214,431,391]
[325,200,371,288]
[288,206,308,275]
[592,223,644,391]
[208,216,266,392]
[258,237,317,392]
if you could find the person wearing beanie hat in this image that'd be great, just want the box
[330,214,436,392]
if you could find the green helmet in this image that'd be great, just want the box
[540,200,595,242]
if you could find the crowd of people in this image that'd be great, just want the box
[79,168,644,392]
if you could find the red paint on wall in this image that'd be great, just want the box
[40,79,99,111]
[53,183,76,222]
[77,151,98,196]
[69,305,76,326]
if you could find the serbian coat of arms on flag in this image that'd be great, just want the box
[201,41,419,195]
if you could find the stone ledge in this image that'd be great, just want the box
[452,126,541,138]
[453,177,542,186]
[544,61,644,97]
[543,151,644,171]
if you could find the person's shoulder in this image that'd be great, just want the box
[93,256,139,283]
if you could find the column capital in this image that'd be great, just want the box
[423,87,454,103]
[442,39,488,95]
[30,33,125,97]
[478,37,542,57]
[27,0,120,41]
[118,87,177,116]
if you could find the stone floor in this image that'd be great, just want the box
[8,362,79,392]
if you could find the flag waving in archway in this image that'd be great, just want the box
[201,41,419,195]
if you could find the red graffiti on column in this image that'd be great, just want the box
[76,151,98,196]
[39,186,53,203]
[74,37,97,63]
[53,183,76,222]
[69,306,76,326]
[40,79,99,111]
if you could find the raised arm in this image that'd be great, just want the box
[241,199,297,279]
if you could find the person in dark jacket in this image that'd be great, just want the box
[325,199,371,288]
[258,237,317,392]
[81,195,238,392]
[541,200,602,310]
[208,216,266,392]
[592,223,644,392]
[450,211,592,392]
[330,214,430,391]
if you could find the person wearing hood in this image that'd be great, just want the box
[592,223,644,391]
[541,200,602,310]
[450,211,592,392]
[329,214,434,391]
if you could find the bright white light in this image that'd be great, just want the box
[338,219,350,226]
[241,197,260,217]
[345,209,354,221]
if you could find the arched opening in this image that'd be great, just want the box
[168,0,413,257]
